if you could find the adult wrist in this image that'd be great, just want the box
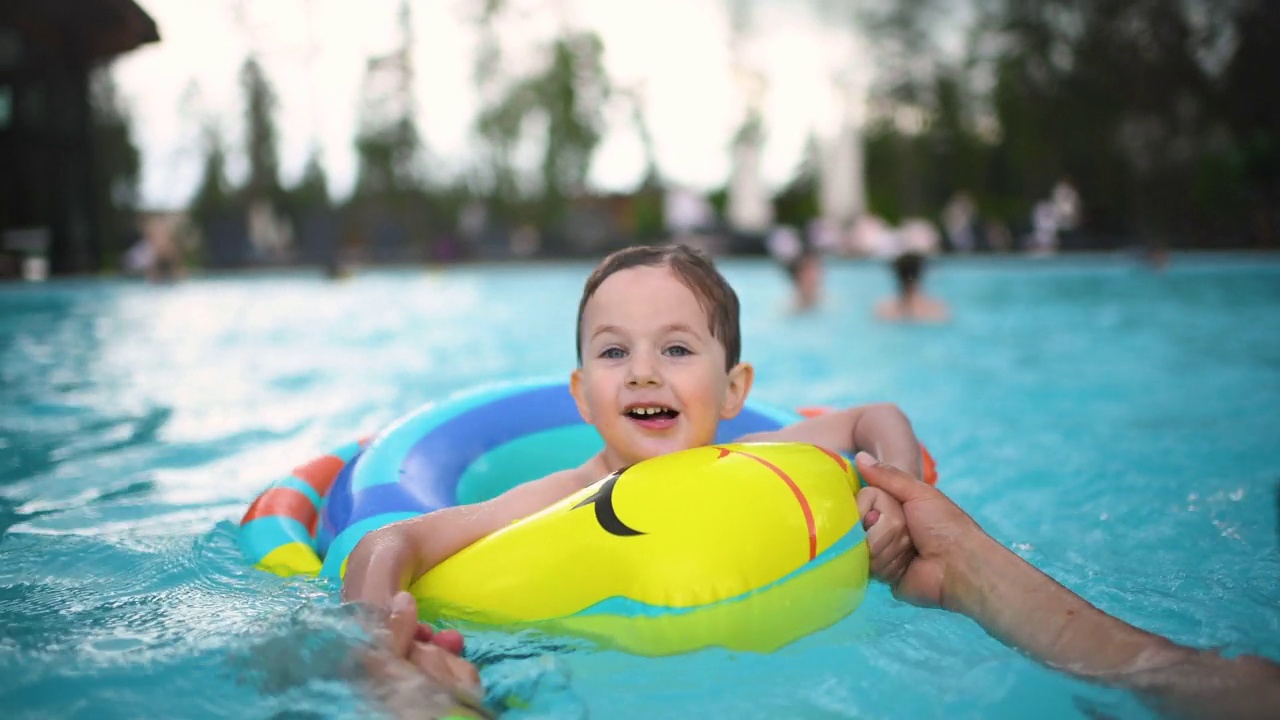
[938,526,1012,617]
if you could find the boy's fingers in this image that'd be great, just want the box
[862,509,881,529]
[431,628,466,656]
[856,452,929,502]
[872,547,907,581]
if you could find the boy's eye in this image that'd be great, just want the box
[664,345,692,357]
[599,347,626,359]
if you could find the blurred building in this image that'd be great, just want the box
[0,0,158,277]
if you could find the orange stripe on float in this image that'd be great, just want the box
[721,447,817,561]
[241,488,318,529]
[291,455,347,496]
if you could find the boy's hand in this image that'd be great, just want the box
[857,484,916,588]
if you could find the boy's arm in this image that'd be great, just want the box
[739,403,923,482]
[341,470,582,610]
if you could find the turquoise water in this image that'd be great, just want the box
[2,255,1278,719]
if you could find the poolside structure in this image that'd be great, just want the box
[0,0,158,278]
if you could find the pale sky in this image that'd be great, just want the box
[113,0,878,210]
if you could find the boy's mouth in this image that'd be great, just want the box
[624,404,679,429]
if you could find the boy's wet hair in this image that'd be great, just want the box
[577,244,741,371]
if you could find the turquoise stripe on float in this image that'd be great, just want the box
[319,511,422,578]
[454,424,605,504]
[571,522,867,618]
[239,516,314,564]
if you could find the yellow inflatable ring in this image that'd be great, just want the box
[410,442,869,656]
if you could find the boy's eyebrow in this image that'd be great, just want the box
[589,324,623,341]
[659,322,701,335]
[588,322,702,341]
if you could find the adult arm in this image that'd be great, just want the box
[856,452,1280,719]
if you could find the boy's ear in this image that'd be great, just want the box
[720,362,754,419]
[569,368,592,423]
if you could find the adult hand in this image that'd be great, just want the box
[855,451,989,609]
[855,486,915,585]
[380,591,479,693]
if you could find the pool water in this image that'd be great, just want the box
[2,255,1278,719]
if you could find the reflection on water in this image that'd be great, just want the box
[1,258,1278,719]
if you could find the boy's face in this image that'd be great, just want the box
[571,265,753,469]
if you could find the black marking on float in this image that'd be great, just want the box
[572,468,645,536]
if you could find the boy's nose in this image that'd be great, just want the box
[626,356,660,387]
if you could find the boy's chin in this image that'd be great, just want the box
[621,437,705,464]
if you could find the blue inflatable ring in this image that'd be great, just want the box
[239,379,801,577]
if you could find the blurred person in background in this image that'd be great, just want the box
[943,192,977,253]
[875,251,949,323]
[767,225,823,312]
[124,214,185,283]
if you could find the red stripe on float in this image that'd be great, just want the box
[291,455,346,496]
[813,445,849,473]
[724,448,817,561]
[921,444,938,486]
[241,488,318,529]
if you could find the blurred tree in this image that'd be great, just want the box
[353,0,423,200]
[536,31,610,244]
[348,0,435,262]
[1218,0,1280,246]
[88,66,141,271]
[472,2,610,249]
[774,133,821,229]
[189,126,232,231]
[239,56,283,204]
[289,150,332,211]
[849,0,1271,247]
[189,123,249,268]
[286,148,340,268]
[470,0,519,209]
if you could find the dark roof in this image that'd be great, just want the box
[1,0,159,65]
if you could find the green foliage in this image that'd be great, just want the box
[773,134,819,228]
[288,150,332,211]
[89,66,141,268]
[353,117,423,200]
[472,25,611,241]
[239,56,282,203]
[858,0,1280,246]
[189,125,232,230]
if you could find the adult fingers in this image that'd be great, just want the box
[409,643,482,694]
[385,592,419,659]
[856,452,932,503]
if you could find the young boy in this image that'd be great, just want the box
[343,244,922,632]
